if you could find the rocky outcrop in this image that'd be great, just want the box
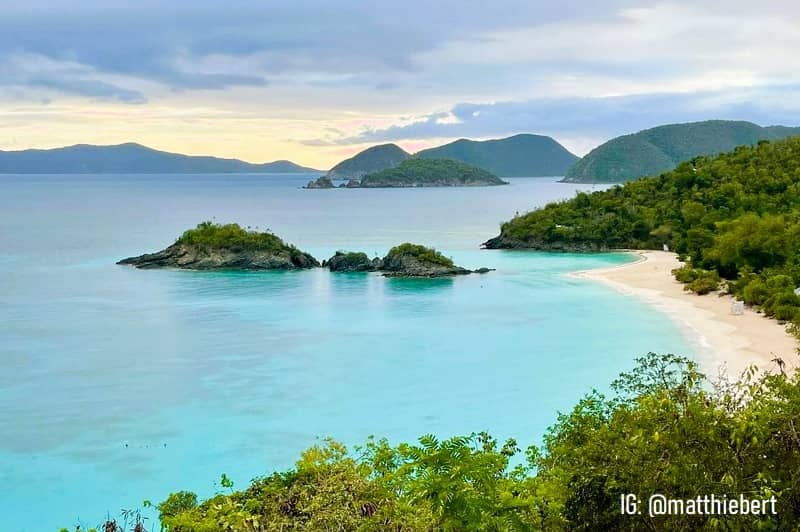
[323,243,494,277]
[380,252,472,277]
[118,242,319,270]
[482,235,613,251]
[324,251,382,272]
[304,176,335,189]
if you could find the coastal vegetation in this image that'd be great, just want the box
[118,222,319,270]
[486,137,800,333]
[72,352,800,531]
[416,134,578,177]
[562,120,800,183]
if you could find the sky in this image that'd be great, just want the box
[1,0,800,169]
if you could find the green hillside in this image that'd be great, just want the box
[416,134,578,177]
[563,120,800,183]
[326,143,410,179]
[487,137,800,329]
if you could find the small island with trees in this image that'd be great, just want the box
[324,244,493,277]
[305,158,508,189]
[119,222,492,277]
[117,222,320,270]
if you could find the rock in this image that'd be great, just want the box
[482,235,613,251]
[326,251,378,272]
[304,176,334,189]
[380,243,487,277]
[118,242,319,270]
[473,267,495,274]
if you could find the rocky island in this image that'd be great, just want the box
[118,221,319,270]
[325,244,493,277]
[306,158,507,189]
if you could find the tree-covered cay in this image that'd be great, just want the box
[118,221,319,270]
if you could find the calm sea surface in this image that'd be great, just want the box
[0,174,694,530]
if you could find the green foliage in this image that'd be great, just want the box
[385,243,454,267]
[359,158,507,187]
[684,269,720,295]
[497,137,800,329]
[143,353,800,531]
[176,221,293,253]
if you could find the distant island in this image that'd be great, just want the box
[562,120,800,183]
[306,158,508,188]
[0,143,322,174]
[417,134,578,177]
[324,245,493,277]
[317,134,577,183]
[118,222,319,270]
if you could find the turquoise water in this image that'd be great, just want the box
[0,175,695,531]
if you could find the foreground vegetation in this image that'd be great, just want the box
[67,353,800,531]
[488,137,800,333]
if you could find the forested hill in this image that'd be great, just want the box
[416,134,578,177]
[0,143,321,174]
[486,137,800,327]
[326,143,410,179]
[563,120,800,183]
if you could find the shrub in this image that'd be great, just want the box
[684,270,720,295]
[385,243,454,267]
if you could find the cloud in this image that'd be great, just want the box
[310,85,800,151]
[0,53,146,104]
[0,0,636,98]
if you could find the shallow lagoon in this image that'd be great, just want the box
[0,175,694,530]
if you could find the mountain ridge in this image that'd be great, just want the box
[562,120,800,183]
[0,142,322,174]
[416,133,578,177]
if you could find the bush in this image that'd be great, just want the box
[671,265,699,283]
[684,270,720,294]
[385,243,454,267]
[742,278,770,306]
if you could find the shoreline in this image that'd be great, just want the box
[571,250,797,377]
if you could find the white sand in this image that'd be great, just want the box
[571,251,797,377]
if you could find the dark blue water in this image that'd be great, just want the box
[0,174,694,531]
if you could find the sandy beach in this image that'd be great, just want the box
[572,250,798,378]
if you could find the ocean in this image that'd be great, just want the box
[0,174,694,531]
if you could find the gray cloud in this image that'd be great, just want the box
[25,76,146,104]
[310,86,800,147]
[0,0,637,97]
